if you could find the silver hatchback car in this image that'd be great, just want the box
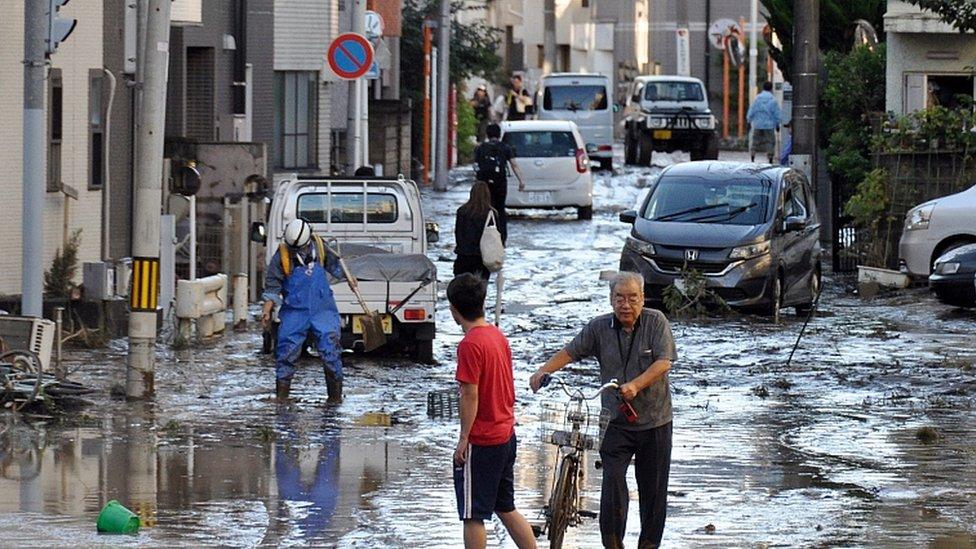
[899,184,976,277]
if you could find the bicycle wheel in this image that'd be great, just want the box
[548,454,579,549]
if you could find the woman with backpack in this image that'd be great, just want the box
[454,181,498,280]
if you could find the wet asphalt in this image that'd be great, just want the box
[1,151,975,547]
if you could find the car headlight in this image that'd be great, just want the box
[647,117,667,129]
[905,204,934,231]
[935,261,961,275]
[695,116,716,130]
[625,236,656,256]
[729,240,771,260]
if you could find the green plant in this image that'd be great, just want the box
[843,168,893,266]
[456,89,477,163]
[662,268,729,318]
[44,229,82,298]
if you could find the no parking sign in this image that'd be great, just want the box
[327,33,375,80]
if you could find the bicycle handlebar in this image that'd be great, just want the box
[540,373,620,401]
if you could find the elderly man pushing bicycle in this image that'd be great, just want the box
[530,272,677,549]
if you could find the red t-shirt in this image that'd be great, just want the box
[455,325,516,446]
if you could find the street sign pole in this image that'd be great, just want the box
[21,1,46,317]
[748,0,759,103]
[346,0,366,175]
[433,0,451,191]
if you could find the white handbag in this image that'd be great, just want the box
[480,210,505,272]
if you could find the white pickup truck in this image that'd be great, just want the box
[256,174,439,363]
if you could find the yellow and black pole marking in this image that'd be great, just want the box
[130,257,159,312]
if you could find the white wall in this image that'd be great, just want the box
[885,32,976,114]
[0,1,105,296]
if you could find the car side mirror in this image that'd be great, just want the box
[425,221,440,244]
[619,210,637,224]
[783,215,805,232]
[250,221,267,244]
[585,143,598,154]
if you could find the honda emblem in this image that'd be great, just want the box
[685,249,699,261]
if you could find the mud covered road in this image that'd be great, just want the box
[2,152,975,547]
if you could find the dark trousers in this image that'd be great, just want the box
[454,254,490,280]
[599,422,672,549]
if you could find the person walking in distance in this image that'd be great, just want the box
[454,181,495,280]
[504,74,534,121]
[449,273,537,549]
[470,84,493,142]
[746,81,782,164]
[530,272,678,549]
[262,219,352,404]
[473,123,525,244]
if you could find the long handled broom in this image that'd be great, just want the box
[327,244,387,352]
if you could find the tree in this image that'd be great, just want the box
[400,0,502,102]
[905,0,976,31]
[760,0,886,81]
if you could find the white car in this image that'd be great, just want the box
[500,120,595,220]
[899,183,976,277]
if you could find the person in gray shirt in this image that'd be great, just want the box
[530,271,677,549]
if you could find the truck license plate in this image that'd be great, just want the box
[352,314,393,334]
[525,191,552,204]
[652,130,672,140]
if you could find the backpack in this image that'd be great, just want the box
[279,234,326,276]
[476,141,508,181]
[480,210,505,272]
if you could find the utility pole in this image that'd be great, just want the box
[790,0,818,181]
[127,0,172,399]
[21,2,46,317]
[346,0,366,174]
[433,0,451,191]
[748,0,759,103]
[543,0,556,73]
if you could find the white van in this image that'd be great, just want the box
[535,73,614,171]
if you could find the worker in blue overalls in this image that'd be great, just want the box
[262,219,352,404]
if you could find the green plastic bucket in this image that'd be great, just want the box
[96,500,140,534]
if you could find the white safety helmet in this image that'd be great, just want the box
[283,218,312,249]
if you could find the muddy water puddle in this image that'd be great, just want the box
[3,152,976,546]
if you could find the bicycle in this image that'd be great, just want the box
[534,374,626,549]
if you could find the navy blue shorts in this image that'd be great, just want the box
[454,434,517,521]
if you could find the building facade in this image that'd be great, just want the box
[884,0,976,115]
[0,2,106,296]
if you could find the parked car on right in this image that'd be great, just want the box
[929,243,976,308]
[898,183,976,277]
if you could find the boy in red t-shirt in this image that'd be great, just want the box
[448,274,537,549]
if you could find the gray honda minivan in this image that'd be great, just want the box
[619,161,821,317]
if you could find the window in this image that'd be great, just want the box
[644,81,704,102]
[782,176,808,220]
[582,0,589,7]
[643,176,773,226]
[47,69,63,192]
[296,192,399,224]
[537,45,544,69]
[503,131,578,158]
[926,74,974,109]
[275,71,318,169]
[543,85,608,111]
[558,45,571,72]
[89,70,105,189]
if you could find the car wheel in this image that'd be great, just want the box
[761,273,782,323]
[795,265,821,317]
[705,134,720,159]
[690,147,704,161]
[638,132,653,165]
[624,132,637,165]
[598,157,613,171]
[412,339,435,364]
[577,205,593,220]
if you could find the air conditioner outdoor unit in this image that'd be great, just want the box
[0,316,55,372]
